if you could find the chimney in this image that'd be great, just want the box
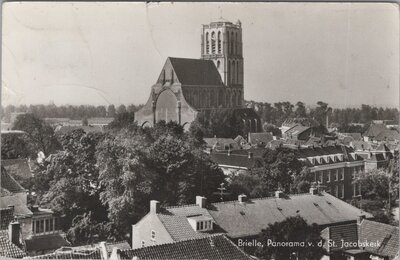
[310,187,318,195]
[238,194,247,203]
[99,241,109,260]
[228,150,232,156]
[110,247,122,260]
[248,152,253,159]
[357,215,365,225]
[275,190,284,198]
[150,200,160,214]
[8,222,21,247]
[196,196,206,208]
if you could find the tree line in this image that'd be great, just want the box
[1,104,143,122]
[246,101,399,127]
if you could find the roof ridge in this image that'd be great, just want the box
[362,219,399,230]
[211,192,313,205]
[164,203,198,209]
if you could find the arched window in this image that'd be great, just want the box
[217,60,220,69]
[211,31,216,54]
[232,61,236,84]
[236,32,239,55]
[230,32,234,55]
[227,31,230,54]
[228,61,231,85]
[206,32,210,54]
[217,31,222,53]
[236,60,239,84]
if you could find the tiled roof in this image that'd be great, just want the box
[209,152,260,169]
[351,141,378,151]
[29,248,102,259]
[2,159,33,180]
[169,57,223,86]
[375,129,400,142]
[0,235,26,258]
[248,132,273,145]
[1,167,26,193]
[282,118,320,128]
[157,205,218,241]
[119,235,252,260]
[284,125,310,137]
[340,133,362,141]
[0,195,32,217]
[0,207,14,230]
[363,124,387,138]
[25,233,70,252]
[203,138,240,150]
[321,223,358,251]
[208,192,372,239]
[359,220,399,258]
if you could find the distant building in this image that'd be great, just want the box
[131,190,371,251]
[203,137,241,151]
[135,20,260,132]
[321,218,399,260]
[363,123,400,143]
[247,132,274,147]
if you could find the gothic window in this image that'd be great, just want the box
[171,70,174,84]
[236,60,239,83]
[228,61,231,85]
[217,31,222,53]
[232,61,236,84]
[206,32,210,54]
[236,32,239,54]
[211,31,216,54]
[230,32,234,55]
[217,60,220,69]
[227,31,230,54]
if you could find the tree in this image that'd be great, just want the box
[1,133,37,159]
[117,104,127,114]
[107,105,116,117]
[82,118,89,126]
[295,101,307,118]
[263,123,282,137]
[96,121,225,237]
[256,216,325,260]
[107,112,136,131]
[12,113,60,156]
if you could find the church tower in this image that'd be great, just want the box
[201,19,244,107]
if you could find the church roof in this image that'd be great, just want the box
[168,57,223,86]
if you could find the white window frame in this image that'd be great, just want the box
[334,170,338,181]
[340,169,344,180]
[327,170,331,183]
[341,184,345,199]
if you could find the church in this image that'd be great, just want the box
[135,19,261,132]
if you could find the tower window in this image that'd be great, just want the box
[227,31,230,54]
[236,60,239,83]
[206,32,210,54]
[217,60,220,69]
[230,32,234,55]
[218,31,221,53]
[211,31,216,54]
[236,32,239,55]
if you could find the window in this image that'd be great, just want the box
[236,32,239,54]
[45,219,50,232]
[327,170,331,183]
[151,230,156,241]
[211,31,216,54]
[141,241,145,248]
[334,170,338,181]
[49,219,54,232]
[35,220,40,234]
[341,184,345,198]
[217,31,221,53]
[319,171,323,183]
[217,60,220,69]
[206,32,210,53]
[340,169,344,180]
[335,185,339,197]
[40,220,44,233]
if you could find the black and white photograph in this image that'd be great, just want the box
[1,2,399,259]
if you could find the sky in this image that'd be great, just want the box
[2,2,399,108]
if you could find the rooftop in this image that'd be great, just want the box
[1,167,26,194]
[0,235,26,258]
[119,235,252,260]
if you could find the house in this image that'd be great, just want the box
[0,231,26,258]
[248,132,273,147]
[27,247,103,260]
[209,148,264,175]
[321,218,398,260]
[112,235,252,260]
[297,145,365,200]
[283,125,311,141]
[131,190,372,251]
[354,143,393,171]
[0,167,68,256]
[203,137,241,151]
[363,123,400,143]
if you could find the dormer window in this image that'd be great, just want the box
[188,215,213,232]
